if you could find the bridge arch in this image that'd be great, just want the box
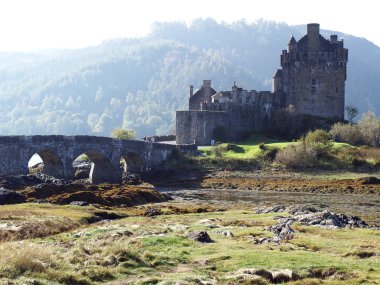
[28,148,64,178]
[121,152,143,173]
[73,149,121,184]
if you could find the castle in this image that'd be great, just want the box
[176,23,348,145]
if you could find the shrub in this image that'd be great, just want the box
[275,129,334,169]
[258,143,267,150]
[275,144,318,169]
[330,122,363,145]
[211,145,226,157]
[226,144,244,153]
[330,112,380,147]
[258,147,278,161]
[358,111,380,146]
[304,129,333,158]
[111,128,136,140]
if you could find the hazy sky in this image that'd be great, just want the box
[0,0,378,52]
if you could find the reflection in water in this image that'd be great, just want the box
[161,188,380,226]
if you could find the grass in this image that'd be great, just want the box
[0,204,378,284]
[198,135,297,159]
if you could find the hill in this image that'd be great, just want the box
[0,19,379,137]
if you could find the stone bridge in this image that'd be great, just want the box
[0,136,181,183]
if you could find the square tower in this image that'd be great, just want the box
[279,23,348,119]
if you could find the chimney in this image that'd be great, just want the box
[203,80,211,88]
[307,23,320,36]
[307,23,320,51]
[330,35,338,43]
[203,80,212,103]
[189,85,194,97]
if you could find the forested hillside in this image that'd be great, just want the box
[0,19,379,137]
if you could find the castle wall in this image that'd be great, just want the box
[176,111,229,145]
[176,23,347,146]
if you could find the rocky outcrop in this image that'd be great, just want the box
[228,268,299,283]
[187,231,213,243]
[257,204,372,229]
[254,204,378,244]
[0,188,26,205]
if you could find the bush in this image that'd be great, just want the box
[275,144,318,169]
[358,111,380,146]
[330,122,363,145]
[111,128,136,140]
[258,147,278,161]
[275,129,333,169]
[212,145,226,157]
[330,112,380,147]
[258,143,267,150]
[304,129,333,158]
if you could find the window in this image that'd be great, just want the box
[336,87,338,94]
[311,79,317,93]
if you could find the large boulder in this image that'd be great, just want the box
[0,187,26,205]
[187,231,213,243]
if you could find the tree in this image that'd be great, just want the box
[111,128,136,140]
[358,111,380,146]
[345,105,359,123]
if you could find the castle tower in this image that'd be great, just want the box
[272,69,283,93]
[188,79,217,110]
[280,23,348,119]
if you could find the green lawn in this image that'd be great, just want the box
[198,134,354,160]
[199,134,295,159]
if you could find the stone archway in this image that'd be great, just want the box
[82,150,120,184]
[121,152,143,173]
[28,149,64,178]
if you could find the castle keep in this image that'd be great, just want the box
[176,24,348,145]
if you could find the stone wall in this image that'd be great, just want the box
[0,136,178,183]
[176,111,229,145]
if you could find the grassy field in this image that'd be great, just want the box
[198,134,292,159]
[198,134,353,160]
[0,202,379,284]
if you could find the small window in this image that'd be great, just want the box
[336,87,338,94]
[311,79,317,93]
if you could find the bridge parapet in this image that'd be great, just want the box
[0,135,177,183]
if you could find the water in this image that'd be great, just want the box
[159,188,380,226]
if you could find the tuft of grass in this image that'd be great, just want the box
[0,243,56,277]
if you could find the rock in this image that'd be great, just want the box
[256,205,286,214]
[0,188,26,205]
[213,230,234,237]
[256,204,319,215]
[144,207,162,217]
[293,210,369,228]
[287,205,319,215]
[122,173,142,185]
[231,268,299,282]
[70,201,89,206]
[75,169,90,179]
[268,218,295,240]
[271,269,299,283]
[356,176,380,185]
[187,231,213,243]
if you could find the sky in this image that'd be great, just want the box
[0,0,378,52]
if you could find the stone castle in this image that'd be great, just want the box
[176,23,348,145]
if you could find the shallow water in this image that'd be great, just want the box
[159,188,380,226]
